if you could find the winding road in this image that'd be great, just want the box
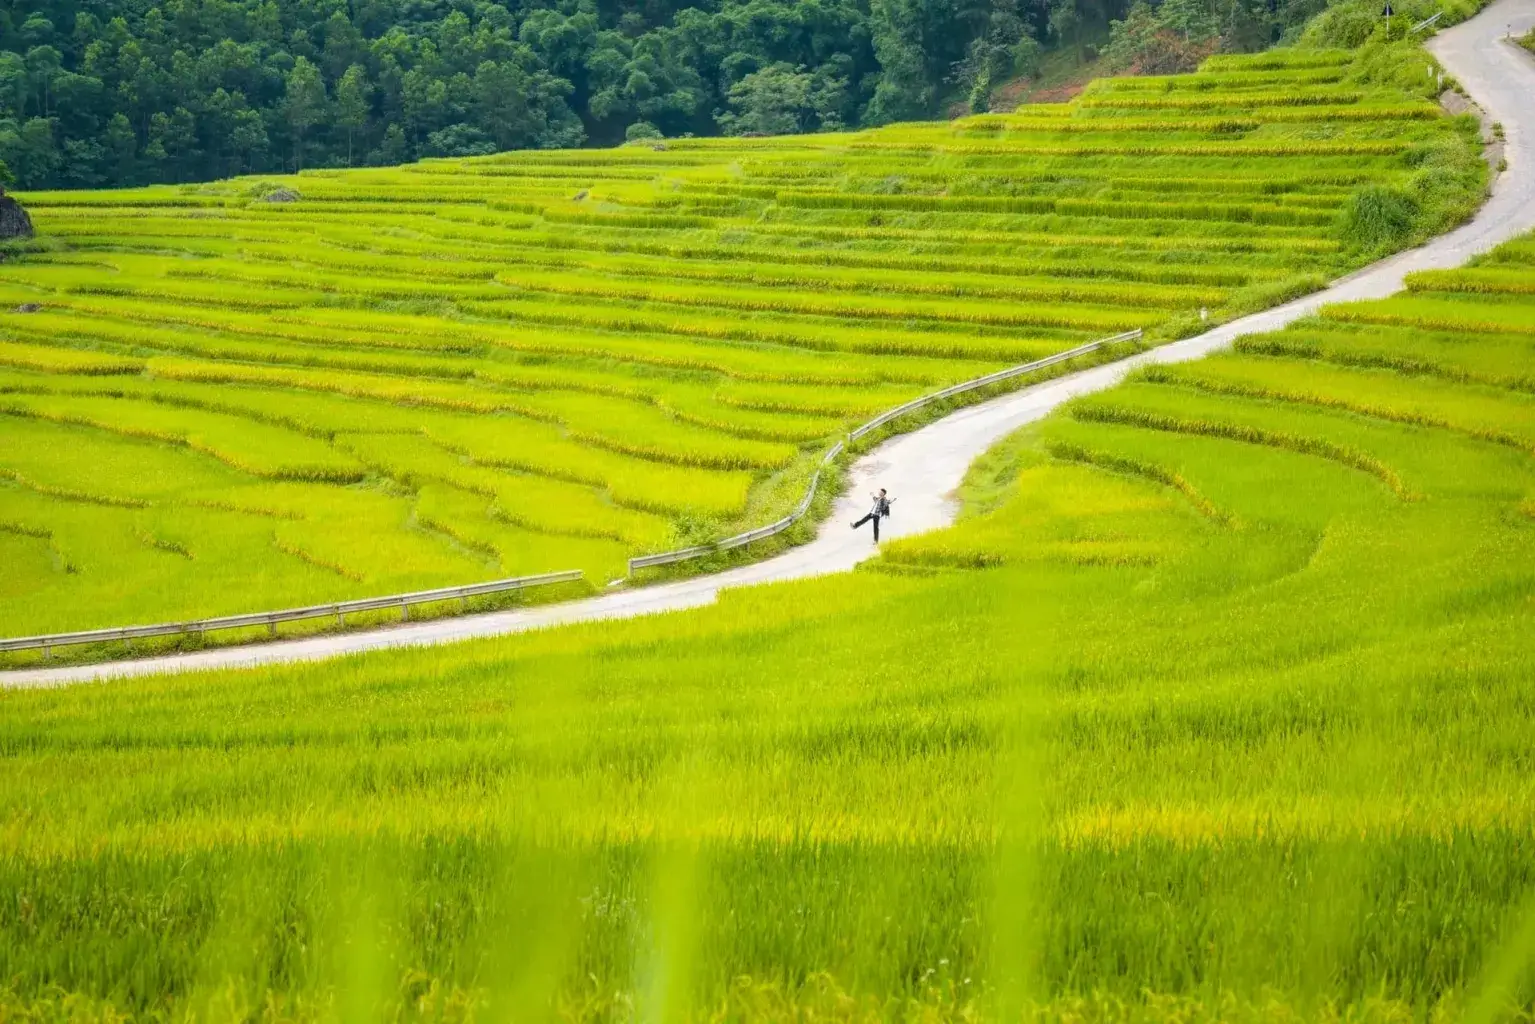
[6,0,1534,689]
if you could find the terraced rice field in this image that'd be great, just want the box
[0,44,1483,636]
[4,225,1534,1020]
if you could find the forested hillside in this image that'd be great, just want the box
[2,0,1348,189]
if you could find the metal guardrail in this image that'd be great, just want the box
[1411,11,1442,32]
[629,441,847,571]
[0,569,585,655]
[628,329,1143,573]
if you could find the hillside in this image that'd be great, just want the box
[0,0,1380,190]
[4,216,1534,1019]
[0,39,1486,638]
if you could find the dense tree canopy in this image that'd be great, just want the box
[0,0,1320,188]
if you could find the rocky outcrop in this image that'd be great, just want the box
[0,189,33,239]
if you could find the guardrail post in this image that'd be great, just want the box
[336,608,344,628]
[267,620,276,638]
[401,603,410,622]
[41,642,49,661]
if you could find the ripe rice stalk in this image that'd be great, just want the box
[1200,48,1355,71]
[0,464,152,508]
[1077,89,1364,110]
[1081,68,1348,93]
[0,339,142,376]
[1404,268,1535,295]
[1069,402,1413,499]
[490,270,1161,330]
[460,233,1265,286]
[1140,360,1535,455]
[540,210,713,230]
[1234,328,1535,396]
[335,432,673,547]
[845,140,1409,158]
[1045,441,1232,524]
[490,254,1228,307]
[0,392,368,483]
[421,416,755,518]
[1323,296,1535,336]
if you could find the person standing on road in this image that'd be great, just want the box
[851,488,894,542]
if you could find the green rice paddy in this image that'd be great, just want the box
[0,41,1485,636]
[2,177,1532,1022]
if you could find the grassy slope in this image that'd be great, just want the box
[0,40,1484,638]
[2,218,1534,1019]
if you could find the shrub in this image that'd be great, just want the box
[423,124,498,158]
[1299,2,1379,48]
[1336,185,1418,252]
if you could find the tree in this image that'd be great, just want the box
[5,117,60,186]
[24,46,62,115]
[520,9,598,80]
[585,31,633,123]
[952,0,1037,109]
[717,63,814,135]
[401,66,450,144]
[865,0,932,124]
[1158,0,1218,41]
[321,11,367,81]
[19,14,55,48]
[283,56,326,170]
[968,68,991,112]
[146,106,196,180]
[250,1,282,46]
[0,53,29,118]
[1048,0,1082,58]
[371,122,409,165]
[230,108,269,173]
[1104,0,1216,72]
[623,33,706,135]
[104,111,137,182]
[472,60,535,149]
[423,123,496,156]
[808,58,854,131]
[335,63,371,164]
[61,137,106,187]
